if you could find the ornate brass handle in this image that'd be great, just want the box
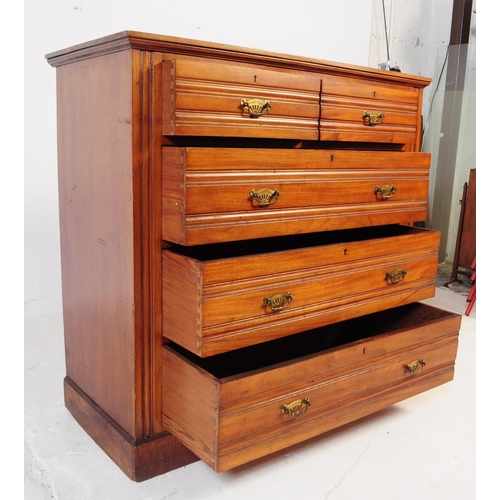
[281,397,310,419]
[263,292,293,312]
[386,269,407,284]
[374,184,396,200]
[249,188,280,207]
[363,110,385,126]
[405,359,426,375]
[241,98,271,118]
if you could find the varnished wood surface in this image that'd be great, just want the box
[48,31,443,480]
[162,303,461,472]
[161,57,424,147]
[46,31,432,90]
[163,226,440,356]
[64,377,198,481]
[55,47,167,442]
[162,148,430,245]
[320,74,420,144]
[162,59,321,140]
[56,50,139,437]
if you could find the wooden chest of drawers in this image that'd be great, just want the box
[46,31,460,482]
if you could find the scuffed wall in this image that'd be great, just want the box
[369,0,454,123]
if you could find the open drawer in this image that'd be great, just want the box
[162,302,461,472]
[162,147,430,245]
[162,225,440,356]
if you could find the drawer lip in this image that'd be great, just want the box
[162,225,440,356]
[162,303,461,472]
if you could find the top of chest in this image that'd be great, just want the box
[47,31,430,146]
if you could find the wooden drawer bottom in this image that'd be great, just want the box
[162,303,461,472]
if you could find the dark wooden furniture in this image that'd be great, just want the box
[46,31,461,481]
[445,168,476,285]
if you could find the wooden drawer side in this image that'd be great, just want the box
[162,347,219,468]
[162,252,203,354]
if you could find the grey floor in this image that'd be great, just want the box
[25,280,476,500]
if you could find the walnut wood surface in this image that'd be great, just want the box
[162,148,430,245]
[64,377,198,481]
[56,50,139,436]
[163,226,440,356]
[162,303,461,472]
[47,31,448,480]
[320,75,421,144]
[162,59,321,140]
[46,31,432,90]
[55,48,166,444]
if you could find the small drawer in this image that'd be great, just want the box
[162,302,461,472]
[162,225,440,356]
[162,59,321,140]
[320,75,421,145]
[162,147,431,245]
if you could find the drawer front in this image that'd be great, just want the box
[162,303,461,472]
[320,76,421,145]
[162,226,440,356]
[162,59,321,140]
[162,148,430,245]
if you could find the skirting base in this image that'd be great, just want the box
[64,377,199,482]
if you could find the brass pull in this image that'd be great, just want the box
[374,184,396,200]
[281,397,310,419]
[363,110,385,126]
[241,98,271,118]
[249,188,280,207]
[386,269,407,284]
[405,359,426,375]
[264,292,293,312]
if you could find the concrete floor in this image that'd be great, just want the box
[25,285,476,500]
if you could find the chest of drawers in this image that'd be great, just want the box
[46,31,461,481]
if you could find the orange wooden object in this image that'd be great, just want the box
[46,31,461,481]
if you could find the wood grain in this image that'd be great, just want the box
[162,148,431,245]
[162,226,440,356]
[162,303,461,472]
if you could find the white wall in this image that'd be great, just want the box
[369,0,454,124]
[24,0,373,316]
[25,0,453,316]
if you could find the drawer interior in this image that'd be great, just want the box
[165,224,431,261]
[164,302,455,379]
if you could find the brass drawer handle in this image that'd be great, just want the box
[249,188,280,207]
[241,98,271,118]
[281,397,310,419]
[374,184,396,200]
[405,359,426,375]
[363,110,385,126]
[386,268,407,284]
[264,292,293,312]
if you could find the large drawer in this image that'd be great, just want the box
[162,225,439,356]
[162,302,461,472]
[162,148,430,245]
[320,75,421,145]
[162,59,321,140]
